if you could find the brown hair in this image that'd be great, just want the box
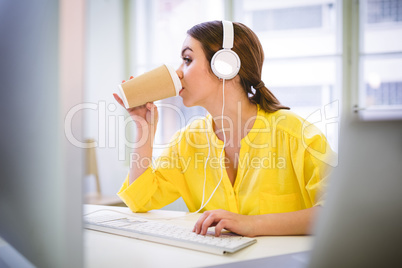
[187,21,290,113]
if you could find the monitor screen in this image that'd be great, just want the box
[0,1,83,267]
[309,115,402,267]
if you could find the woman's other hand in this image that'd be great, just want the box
[193,209,258,237]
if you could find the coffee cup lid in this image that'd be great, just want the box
[117,84,129,108]
[165,65,182,96]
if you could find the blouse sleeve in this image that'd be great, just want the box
[290,127,337,208]
[117,131,185,212]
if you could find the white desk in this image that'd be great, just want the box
[84,205,313,268]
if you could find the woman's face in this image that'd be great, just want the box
[176,35,220,108]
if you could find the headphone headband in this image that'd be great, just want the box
[222,20,234,49]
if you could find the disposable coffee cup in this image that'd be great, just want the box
[118,64,182,108]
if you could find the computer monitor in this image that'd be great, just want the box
[309,115,402,267]
[0,1,84,267]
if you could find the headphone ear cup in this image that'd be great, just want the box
[211,49,241,80]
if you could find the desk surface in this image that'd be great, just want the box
[84,205,313,268]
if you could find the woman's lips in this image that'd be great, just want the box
[179,88,184,95]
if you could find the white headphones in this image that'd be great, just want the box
[210,21,241,80]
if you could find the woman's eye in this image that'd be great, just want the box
[182,57,192,64]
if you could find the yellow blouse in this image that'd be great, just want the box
[117,106,336,215]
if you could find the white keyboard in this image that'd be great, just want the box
[84,211,257,255]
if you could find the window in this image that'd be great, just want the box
[252,5,324,31]
[366,0,402,23]
[366,81,402,105]
[359,0,402,120]
[235,0,341,151]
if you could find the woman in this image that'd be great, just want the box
[113,21,334,237]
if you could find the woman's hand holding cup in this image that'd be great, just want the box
[113,76,159,135]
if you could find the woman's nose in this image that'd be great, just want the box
[176,67,183,79]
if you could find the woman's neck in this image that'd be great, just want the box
[205,85,258,145]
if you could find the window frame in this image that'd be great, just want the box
[353,0,402,121]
